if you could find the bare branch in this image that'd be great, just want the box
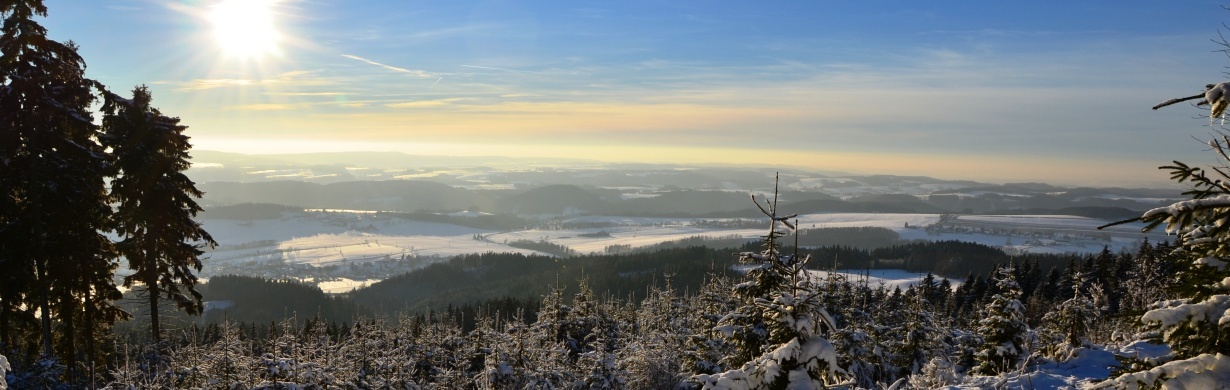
[1153,92,1207,110]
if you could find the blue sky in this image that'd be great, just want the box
[37,0,1230,186]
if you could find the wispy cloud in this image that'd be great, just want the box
[263,92,349,97]
[460,64,540,74]
[231,103,304,111]
[386,98,468,109]
[342,54,434,77]
[158,71,334,92]
[162,78,254,91]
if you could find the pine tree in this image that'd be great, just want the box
[691,175,845,389]
[891,288,943,378]
[0,0,123,367]
[1094,134,1230,388]
[972,264,1028,375]
[100,85,216,344]
[1121,240,1178,314]
[1039,271,1099,360]
[622,282,689,389]
[682,274,737,377]
[830,298,890,388]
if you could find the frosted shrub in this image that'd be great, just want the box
[908,357,961,389]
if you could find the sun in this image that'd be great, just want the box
[209,0,280,59]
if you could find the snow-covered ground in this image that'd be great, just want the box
[948,341,1173,389]
[200,211,1165,292]
[792,213,941,229]
[807,269,962,290]
[209,231,540,267]
[484,225,765,254]
[313,277,379,294]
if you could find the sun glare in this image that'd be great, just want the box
[209,0,280,59]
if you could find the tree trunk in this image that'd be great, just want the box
[148,277,161,344]
[0,298,9,349]
[37,258,52,357]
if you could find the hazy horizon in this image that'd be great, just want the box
[43,1,1230,188]
[188,148,1187,189]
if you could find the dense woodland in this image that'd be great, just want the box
[4,222,1198,388]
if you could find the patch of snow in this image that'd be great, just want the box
[316,278,378,294]
[204,300,234,312]
[807,269,962,290]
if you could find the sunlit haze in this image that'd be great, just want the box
[42,1,1230,187]
[209,0,280,59]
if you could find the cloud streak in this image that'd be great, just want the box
[342,54,434,78]
[460,64,540,74]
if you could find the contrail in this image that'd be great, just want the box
[342,54,433,78]
[430,77,442,88]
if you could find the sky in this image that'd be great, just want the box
[34,0,1230,187]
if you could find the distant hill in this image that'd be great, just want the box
[199,180,492,212]
[201,203,304,220]
[187,150,1184,217]
[498,184,609,215]
[616,191,752,216]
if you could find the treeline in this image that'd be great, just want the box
[201,203,304,220]
[795,226,902,249]
[125,238,1151,334]
[506,239,580,258]
[350,246,741,315]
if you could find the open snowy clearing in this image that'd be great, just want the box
[313,277,379,294]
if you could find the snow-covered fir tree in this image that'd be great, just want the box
[683,274,738,377]
[890,287,945,378]
[621,282,690,389]
[1094,135,1230,388]
[973,264,1029,375]
[691,176,846,389]
[1039,271,1100,360]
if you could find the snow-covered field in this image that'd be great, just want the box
[313,277,379,294]
[200,211,1165,291]
[202,213,543,273]
[484,225,765,254]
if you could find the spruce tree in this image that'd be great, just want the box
[891,288,943,378]
[691,175,845,389]
[973,264,1028,375]
[1095,134,1230,387]
[100,85,216,343]
[1039,271,1099,360]
[0,0,123,364]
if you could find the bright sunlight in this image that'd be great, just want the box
[209,0,280,59]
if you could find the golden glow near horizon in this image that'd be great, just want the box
[49,1,1222,188]
[190,137,1171,187]
[209,0,281,60]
